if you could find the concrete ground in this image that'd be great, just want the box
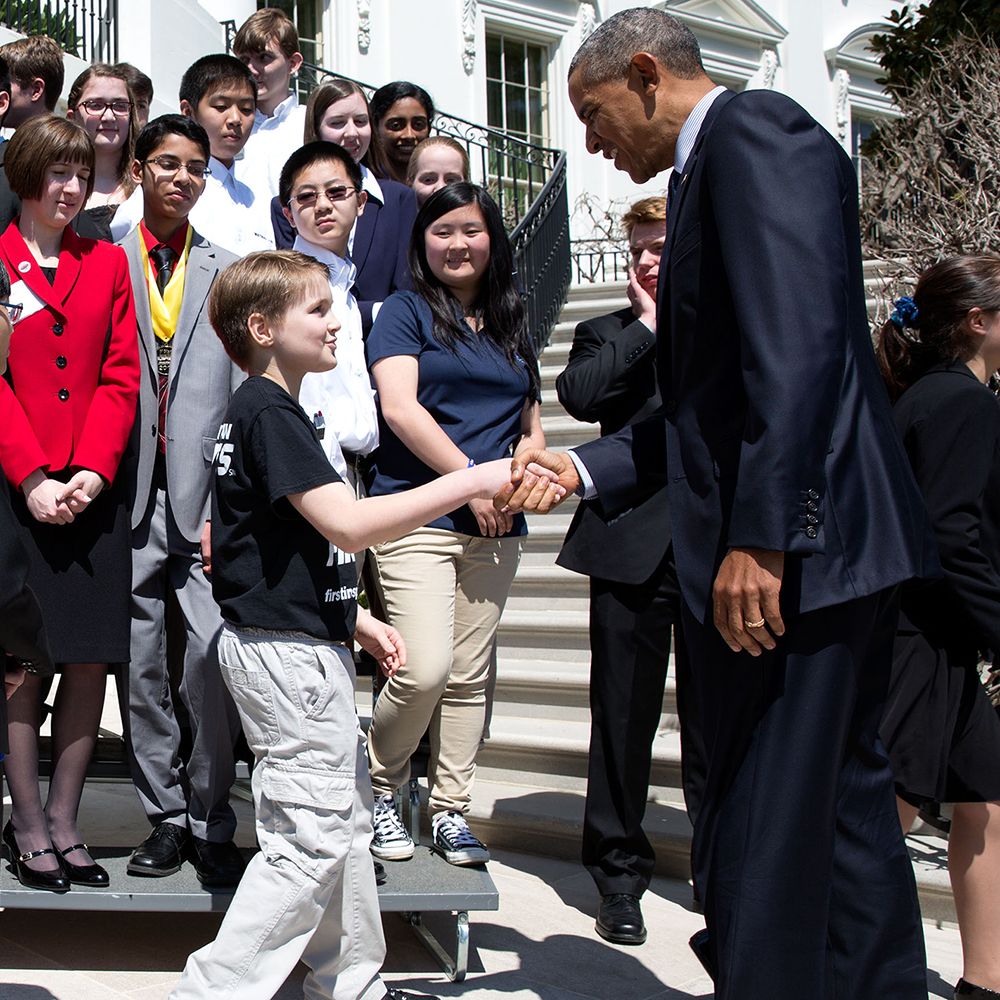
[0,781,967,1000]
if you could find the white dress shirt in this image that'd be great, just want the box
[294,235,379,479]
[189,157,275,257]
[236,93,307,200]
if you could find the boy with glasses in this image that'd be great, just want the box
[118,115,246,888]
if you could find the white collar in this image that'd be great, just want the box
[255,92,299,127]
[209,155,236,185]
[674,85,727,175]
[292,234,357,289]
[359,163,383,206]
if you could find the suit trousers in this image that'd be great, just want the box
[367,527,520,816]
[170,628,386,1000]
[127,477,239,840]
[582,550,705,897]
[683,588,926,1000]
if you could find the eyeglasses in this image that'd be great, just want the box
[0,301,25,323]
[77,99,133,117]
[291,185,360,208]
[140,155,212,179]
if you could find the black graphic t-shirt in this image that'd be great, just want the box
[211,376,358,641]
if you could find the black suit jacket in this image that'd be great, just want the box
[577,89,939,622]
[556,307,670,584]
[0,142,20,239]
[271,176,417,333]
[894,362,1000,655]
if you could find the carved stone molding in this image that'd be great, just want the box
[759,48,777,89]
[358,0,371,53]
[463,0,477,74]
[578,2,596,40]
[834,68,851,143]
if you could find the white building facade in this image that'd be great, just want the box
[3,0,903,240]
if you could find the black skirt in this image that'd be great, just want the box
[9,469,131,664]
[881,628,1000,804]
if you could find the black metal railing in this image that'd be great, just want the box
[294,62,571,348]
[1,0,118,63]
[570,240,631,285]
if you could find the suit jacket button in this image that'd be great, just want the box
[805,526,817,538]
[666,399,677,413]
[807,489,819,499]
[150,424,157,437]
[806,500,818,512]
[58,388,69,401]
[55,356,67,369]
[807,514,818,524]
[52,323,64,335]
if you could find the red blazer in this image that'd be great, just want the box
[0,223,139,488]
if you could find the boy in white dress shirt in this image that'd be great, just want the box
[278,141,378,495]
[234,7,307,201]
[111,56,274,256]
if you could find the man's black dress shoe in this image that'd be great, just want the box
[190,837,246,887]
[2,820,70,893]
[956,980,1000,998]
[596,893,647,945]
[374,860,387,885]
[385,990,441,1000]
[57,843,109,886]
[689,928,716,981]
[127,822,189,877]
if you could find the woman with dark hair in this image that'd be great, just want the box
[876,255,1000,1000]
[0,114,139,892]
[364,182,542,866]
[369,81,434,186]
[65,64,139,241]
[271,77,417,333]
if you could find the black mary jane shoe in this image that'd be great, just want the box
[2,820,71,893]
[956,979,1000,999]
[56,842,109,887]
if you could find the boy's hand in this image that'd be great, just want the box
[475,457,566,509]
[354,607,407,677]
[200,520,212,576]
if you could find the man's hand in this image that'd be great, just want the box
[627,268,657,330]
[713,547,785,655]
[495,450,581,514]
[354,607,407,677]
[200,520,212,576]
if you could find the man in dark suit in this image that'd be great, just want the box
[499,8,940,998]
[556,196,704,946]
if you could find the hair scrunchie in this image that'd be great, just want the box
[891,296,919,329]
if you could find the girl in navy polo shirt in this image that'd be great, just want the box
[365,182,543,865]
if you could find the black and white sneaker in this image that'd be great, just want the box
[431,811,490,866]
[371,794,414,860]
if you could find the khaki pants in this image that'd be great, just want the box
[170,626,385,1000]
[367,527,521,817]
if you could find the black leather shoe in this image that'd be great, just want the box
[127,822,189,877]
[57,843,109,887]
[596,893,647,945]
[374,860,387,885]
[956,980,1000,998]
[2,820,70,893]
[689,928,716,981]
[385,991,441,1000]
[190,837,246,887]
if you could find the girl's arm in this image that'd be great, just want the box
[514,399,545,456]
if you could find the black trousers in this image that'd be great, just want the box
[684,588,926,1000]
[582,547,706,897]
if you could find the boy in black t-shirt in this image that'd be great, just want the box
[168,250,564,1000]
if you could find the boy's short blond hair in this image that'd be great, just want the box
[621,196,667,242]
[209,251,330,371]
[233,8,300,60]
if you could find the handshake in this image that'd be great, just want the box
[492,449,580,515]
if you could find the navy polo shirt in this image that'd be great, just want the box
[366,290,534,537]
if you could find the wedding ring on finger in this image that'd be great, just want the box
[744,617,766,630]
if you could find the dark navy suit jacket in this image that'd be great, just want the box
[271,176,417,334]
[575,90,939,622]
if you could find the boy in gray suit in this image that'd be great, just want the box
[119,115,245,887]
